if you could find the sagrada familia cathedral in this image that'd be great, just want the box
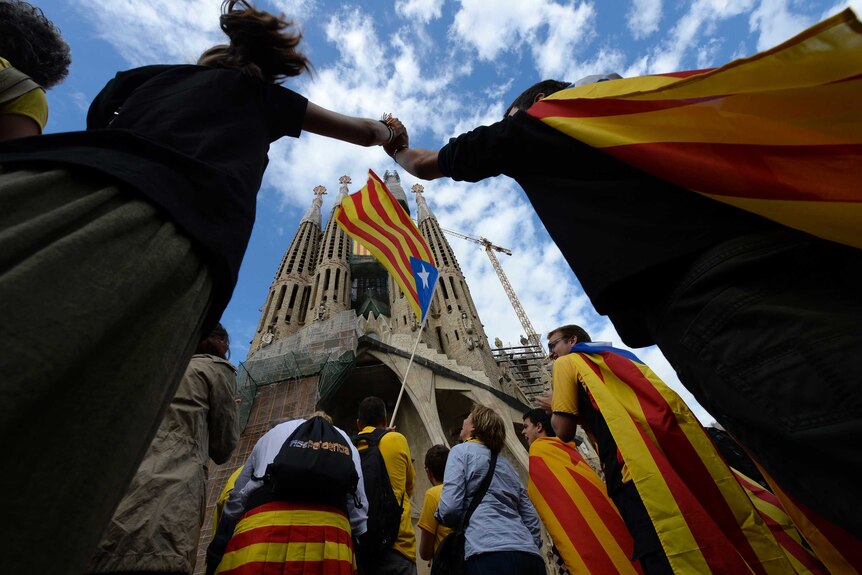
[194,170,597,572]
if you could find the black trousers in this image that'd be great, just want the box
[645,230,862,539]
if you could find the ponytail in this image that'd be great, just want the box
[198,0,312,83]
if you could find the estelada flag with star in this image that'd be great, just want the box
[528,9,862,249]
[335,169,439,322]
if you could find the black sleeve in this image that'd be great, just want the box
[437,116,519,183]
[267,85,309,140]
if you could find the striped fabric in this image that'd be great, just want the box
[756,464,862,574]
[215,502,357,575]
[527,436,641,574]
[734,470,828,575]
[335,169,438,321]
[567,344,794,574]
[527,9,862,249]
[351,240,373,257]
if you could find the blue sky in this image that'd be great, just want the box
[34,0,855,422]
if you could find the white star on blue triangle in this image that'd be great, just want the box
[409,256,439,322]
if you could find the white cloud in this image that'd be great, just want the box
[75,0,222,65]
[396,0,444,22]
[822,0,862,19]
[749,0,815,51]
[451,0,596,78]
[627,0,663,40]
[649,0,755,73]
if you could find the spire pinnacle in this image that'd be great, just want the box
[300,185,326,226]
[337,175,351,204]
[412,183,434,222]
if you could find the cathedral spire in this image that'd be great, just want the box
[337,175,351,204]
[382,170,409,214]
[248,186,324,355]
[300,185,327,226]
[412,183,433,222]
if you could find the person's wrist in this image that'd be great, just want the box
[391,144,408,160]
[378,120,394,145]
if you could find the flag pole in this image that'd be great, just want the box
[389,275,439,428]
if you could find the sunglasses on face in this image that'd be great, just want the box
[548,336,567,352]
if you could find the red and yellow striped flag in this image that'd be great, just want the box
[528,9,862,249]
[565,343,794,574]
[734,470,828,575]
[335,170,438,322]
[528,436,642,574]
[756,463,862,574]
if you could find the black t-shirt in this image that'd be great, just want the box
[0,65,308,331]
[438,111,777,346]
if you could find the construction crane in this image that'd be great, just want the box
[441,228,542,351]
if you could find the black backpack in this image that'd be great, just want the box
[257,416,360,509]
[352,428,404,559]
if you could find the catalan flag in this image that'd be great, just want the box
[734,470,828,575]
[557,343,795,574]
[755,463,862,574]
[335,169,438,322]
[527,436,641,574]
[215,501,357,575]
[528,9,862,249]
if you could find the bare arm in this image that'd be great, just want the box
[418,527,436,561]
[552,413,579,443]
[302,101,391,147]
[383,117,443,180]
[394,147,443,180]
[0,114,41,140]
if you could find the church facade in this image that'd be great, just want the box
[194,171,595,572]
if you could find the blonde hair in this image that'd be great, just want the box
[469,405,506,453]
[308,410,333,424]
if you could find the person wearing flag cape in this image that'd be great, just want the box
[383,10,862,543]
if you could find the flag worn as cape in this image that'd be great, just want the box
[335,169,438,322]
[559,343,796,574]
[528,436,642,574]
[734,470,828,575]
[528,10,862,249]
[755,462,862,574]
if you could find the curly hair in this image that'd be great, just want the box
[0,1,70,88]
[198,0,312,84]
[469,405,506,454]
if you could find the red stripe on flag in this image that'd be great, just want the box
[652,68,715,78]
[220,558,355,575]
[633,422,753,572]
[530,96,721,119]
[600,352,767,574]
[242,501,342,518]
[605,142,862,202]
[364,178,428,265]
[336,200,419,302]
[531,456,625,574]
[227,523,351,549]
[367,171,434,265]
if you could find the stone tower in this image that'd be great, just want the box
[196,170,597,573]
[248,185,324,353]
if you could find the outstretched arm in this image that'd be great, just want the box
[302,101,392,147]
[383,117,443,180]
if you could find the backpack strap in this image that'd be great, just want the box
[352,427,389,447]
[461,452,498,530]
[0,67,42,107]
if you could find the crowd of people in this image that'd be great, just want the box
[1,0,860,573]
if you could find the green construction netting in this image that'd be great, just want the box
[235,349,356,430]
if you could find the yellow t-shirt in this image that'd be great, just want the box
[0,56,48,131]
[417,484,453,553]
[357,426,416,561]
[552,355,632,484]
